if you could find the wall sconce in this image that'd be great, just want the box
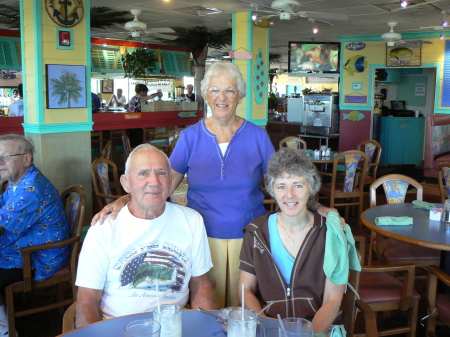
[400,0,408,8]
[440,34,445,40]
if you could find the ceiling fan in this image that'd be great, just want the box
[205,50,231,64]
[381,21,433,47]
[97,9,177,41]
[254,0,349,24]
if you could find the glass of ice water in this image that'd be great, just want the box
[124,319,161,337]
[153,304,182,337]
[279,317,314,337]
[227,308,265,337]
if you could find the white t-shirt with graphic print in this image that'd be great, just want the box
[76,202,212,319]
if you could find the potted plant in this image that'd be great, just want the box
[302,87,313,95]
[268,92,277,110]
[121,48,159,78]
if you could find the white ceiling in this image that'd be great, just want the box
[5,0,450,69]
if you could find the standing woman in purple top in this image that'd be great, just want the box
[93,62,340,309]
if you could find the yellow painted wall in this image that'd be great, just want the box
[340,37,449,112]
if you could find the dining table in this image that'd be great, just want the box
[56,309,280,337]
[361,203,450,276]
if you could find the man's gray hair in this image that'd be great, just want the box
[124,143,171,177]
[201,62,246,99]
[0,134,35,160]
[265,148,321,207]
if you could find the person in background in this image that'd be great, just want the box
[108,88,127,107]
[8,84,23,117]
[97,93,103,102]
[91,62,342,309]
[0,134,69,335]
[128,84,162,113]
[75,144,215,328]
[239,148,352,333]
[183,84,195,102]
[10,90,19,104]
[128,84,163,147]
[91,92,101,113]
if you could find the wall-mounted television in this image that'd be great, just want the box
[288,41,341,74]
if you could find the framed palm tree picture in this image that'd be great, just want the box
[46,64,87,109]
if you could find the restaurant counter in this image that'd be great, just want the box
[0,111,203,135]
[93,110,204,131]
[0,116,24,135]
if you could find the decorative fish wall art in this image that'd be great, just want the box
[386,45,421,67]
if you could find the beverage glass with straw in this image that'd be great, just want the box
[153,281,182,337]
[227,284,266,337]
[278,317,314,337]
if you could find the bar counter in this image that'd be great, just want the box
[0,116,24,135]
[0,110,204,135]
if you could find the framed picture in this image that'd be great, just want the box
[46,64,87,109]
[101,79,113,93]
[386,44,421,67]
[391,100,406,110]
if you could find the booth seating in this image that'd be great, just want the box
[424,114,450,179]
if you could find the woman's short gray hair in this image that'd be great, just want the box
[265,148,321,206]
[201,62,246,99]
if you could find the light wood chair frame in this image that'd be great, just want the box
[91,157,124,210]
[424,265,450,337]
[279,136,307,150]
[367,174,441,270]
[357,140,382,186]
[437,162,450,204]
[5,185,86,336]
[317,150,369,228]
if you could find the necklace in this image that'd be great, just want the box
[278,213,310,247]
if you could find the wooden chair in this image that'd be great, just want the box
[119,130,132,160]
[169,127,185,154]
[317,150,368,228]
[62,302,76,333]
[169,177,188,206]
[101,140,112,160]
[356,140,382,186]
[91,157,124,211]
[279,136,307,150]
[5,185,86,336]
[341,240,378,337]
[90,130,103,159]
[368,174,441,269]
[437,162,450,203]
[353,236,421,337]
[424,265,450,337]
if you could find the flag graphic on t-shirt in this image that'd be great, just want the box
[121,249,185,291]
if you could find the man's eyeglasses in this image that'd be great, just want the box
[0,153,26,163]
[207,87,238,98]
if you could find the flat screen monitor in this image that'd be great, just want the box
[288,41,340,74]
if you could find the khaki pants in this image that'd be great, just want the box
[207,237,243,309]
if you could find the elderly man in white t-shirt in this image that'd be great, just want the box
[75,144,215,328]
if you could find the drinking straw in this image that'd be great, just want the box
[241,283,245,320]
[277,314,288,337]
[155,280,161,314]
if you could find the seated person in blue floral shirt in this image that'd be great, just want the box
[0,134,69,335]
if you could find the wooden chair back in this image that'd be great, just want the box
[437,162,450,203]
[62,302,76,333]
[91,157,124,211]
[101,140,112,160]
[5,185,86,336]
[357,140,382,184]
[279,136,307,150]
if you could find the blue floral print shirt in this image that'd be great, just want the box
[0,165,69,280]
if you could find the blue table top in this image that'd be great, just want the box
[361,203,450,251]
[57,310,280,337]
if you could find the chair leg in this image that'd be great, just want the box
[6,289,16,337]
[406,300,419,337]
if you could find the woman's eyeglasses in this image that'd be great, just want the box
[0,153,26,163]
[207,87,238,98]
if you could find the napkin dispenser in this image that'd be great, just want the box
[429,208,442,221]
